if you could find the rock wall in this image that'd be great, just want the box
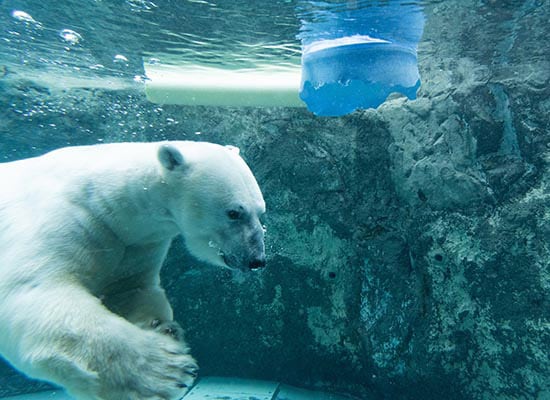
[0,1,548,399]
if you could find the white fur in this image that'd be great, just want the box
[0,141,265,400]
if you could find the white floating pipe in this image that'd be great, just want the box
[144,64,305,108]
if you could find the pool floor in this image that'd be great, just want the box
[1,377,352,400]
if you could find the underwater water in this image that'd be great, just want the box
[0,0,549,399]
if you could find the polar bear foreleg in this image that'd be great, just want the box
[103,284,186,342]
[1,282,196,400]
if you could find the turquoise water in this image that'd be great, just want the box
[0,0,301,82]
[1,1,549,399]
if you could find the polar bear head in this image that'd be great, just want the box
[158,142,266,271]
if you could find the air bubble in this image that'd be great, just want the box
[59,29,82,45]
[114,54,129,63]
[133,75,149,83]
[126,0,158,11]
[11,10,40,26]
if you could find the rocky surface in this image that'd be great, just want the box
[1,1,549,399]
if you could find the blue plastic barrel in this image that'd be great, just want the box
[298,0,425,116]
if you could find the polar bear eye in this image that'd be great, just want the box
[226,209,241,220]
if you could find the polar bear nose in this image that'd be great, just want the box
[249,256,266,270]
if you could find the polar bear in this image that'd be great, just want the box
[0,141,266,400]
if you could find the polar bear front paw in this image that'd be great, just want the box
[100,331,198,400]
[151,319,185,342]
[143,332,199,385]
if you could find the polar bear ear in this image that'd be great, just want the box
[225,145,240,155]
[158,144,185,171]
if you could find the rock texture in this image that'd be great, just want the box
[0,1,549,399]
